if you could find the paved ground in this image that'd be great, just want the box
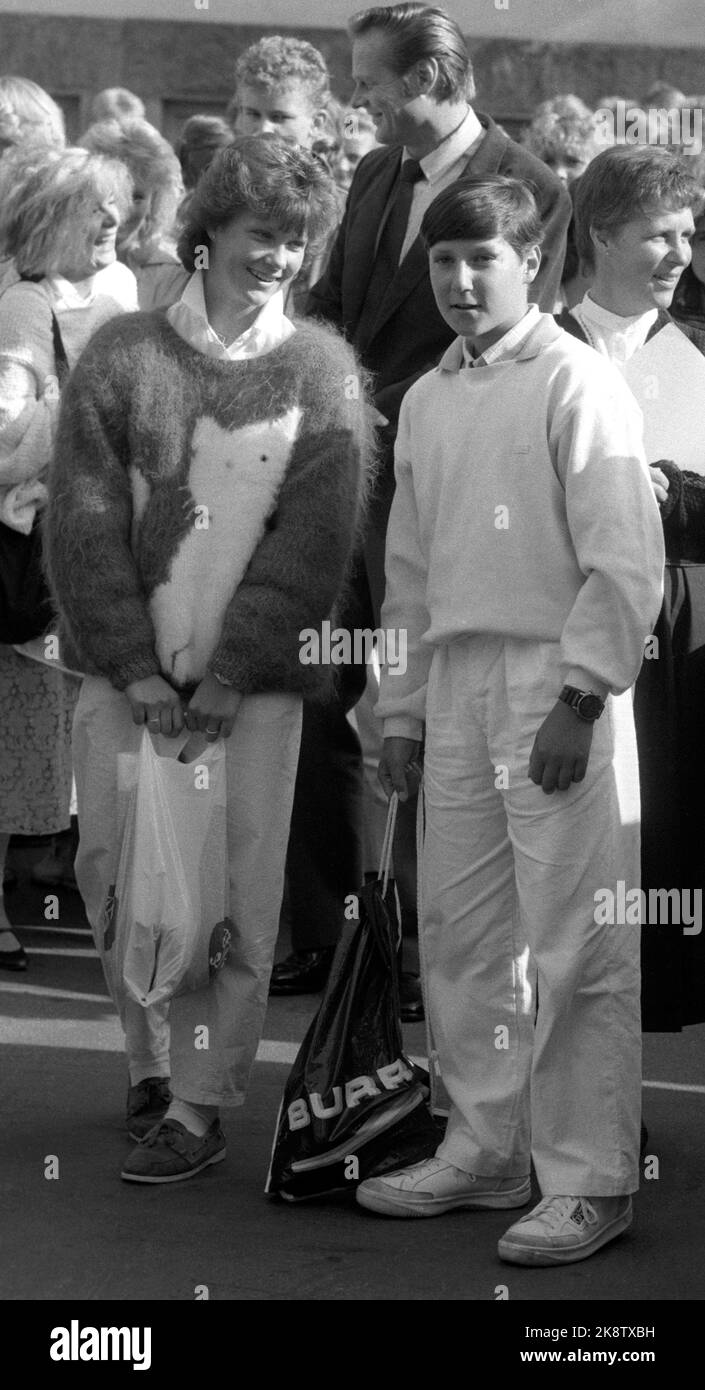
[2,852,705,1304]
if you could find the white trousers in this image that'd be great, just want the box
[72,677,302,1107]
[422,637,642,1195]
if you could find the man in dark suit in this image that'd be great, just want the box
[309,2,572,614]
[272,3,571,1007]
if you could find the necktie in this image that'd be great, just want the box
[357,156,424,343]
[374,156,425,278]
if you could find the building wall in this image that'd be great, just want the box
[1,12,704,143]
[3,0,705,50]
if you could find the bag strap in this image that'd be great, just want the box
[377,791,399,898]
[50,312,69,388]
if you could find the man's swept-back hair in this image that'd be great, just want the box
[421,175,543,255]
[233,35,330,108]
[177,134,341,270]
[574,144,704,270]
[349,3,472,103]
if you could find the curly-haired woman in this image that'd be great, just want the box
[0,144,136,969]
[81,117,186,310]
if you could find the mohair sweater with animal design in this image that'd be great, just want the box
[46,311,373,697]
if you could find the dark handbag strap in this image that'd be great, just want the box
[50,311,70,387]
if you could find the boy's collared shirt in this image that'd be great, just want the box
[166,269,296,361]
[460,303,541,369]
[398,105,485,262]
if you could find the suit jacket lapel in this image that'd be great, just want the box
[458,115,507,176]
[361,115,506,348]
[358,237,429,354]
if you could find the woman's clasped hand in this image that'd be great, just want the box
[124,672,241,741]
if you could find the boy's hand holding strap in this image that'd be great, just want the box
[379,736,423,803]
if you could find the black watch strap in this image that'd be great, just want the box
[559,685,605,721]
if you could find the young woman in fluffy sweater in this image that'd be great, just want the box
[46,136,374,1184]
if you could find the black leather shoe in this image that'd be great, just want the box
[400,972,425,1023]
[0,928,28,972]
[269,949,334,995]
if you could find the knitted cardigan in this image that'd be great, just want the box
[557,306,705,563]
[46,311,375,697]
[0,269,138,531]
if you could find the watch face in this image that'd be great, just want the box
[578,693,603,720]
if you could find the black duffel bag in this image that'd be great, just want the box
[266,793,440,1202]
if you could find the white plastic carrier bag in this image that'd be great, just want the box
[102,729,232,1010]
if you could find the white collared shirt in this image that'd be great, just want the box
[461,304,541,368]
[398,105,485,263]
[166,269,296,360]
[44,262,139,314]
[570,292,658,368]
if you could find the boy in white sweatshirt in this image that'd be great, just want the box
[355,176,665,1265]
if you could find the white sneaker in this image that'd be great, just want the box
[356,1156,531,1218]
[498,1194,633,1265]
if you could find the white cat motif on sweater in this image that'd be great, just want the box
[141,408,301,686]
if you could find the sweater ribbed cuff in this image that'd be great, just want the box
[562,668,610,703]
[109,654,161,692]
[382,716,425,742]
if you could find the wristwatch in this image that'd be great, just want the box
[558,685,605,722]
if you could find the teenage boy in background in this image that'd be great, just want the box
[355,176,665,1266]
[228,35,331,149]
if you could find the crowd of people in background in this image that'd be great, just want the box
[1,2,704,1266]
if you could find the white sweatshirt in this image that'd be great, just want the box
[378,312,665,741]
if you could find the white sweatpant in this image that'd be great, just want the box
[72,677,302,1107]
[421,637,642,1195]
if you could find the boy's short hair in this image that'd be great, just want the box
[574,145,704,270]
[233,35,330,109]
[177,133,340,271]
[420,176,544,256]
